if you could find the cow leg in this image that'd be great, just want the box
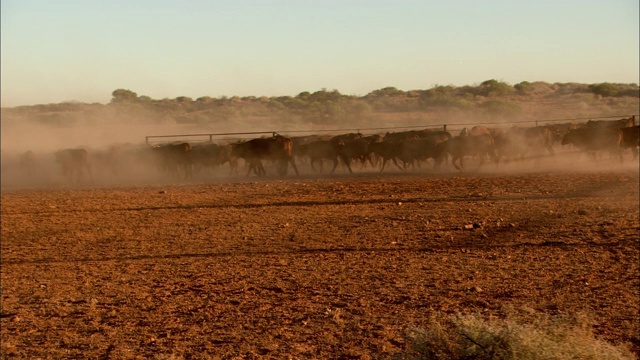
[546,144,555,156]
[452,156,463,171]
[344,158,353,174]
[379,158,387,172]
[339,155,353,174]
[228,159,238,176]
[252,161,265,176]
[289,158,299,176]
[330,158,340,174]
[617,148,624,164]
[85,163,94,183]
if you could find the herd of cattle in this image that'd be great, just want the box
[9,117,639,183]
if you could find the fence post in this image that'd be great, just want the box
[443,124,447,132]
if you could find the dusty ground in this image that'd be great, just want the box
[1,163,639,359]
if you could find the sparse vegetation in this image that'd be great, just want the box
[404,309,636,360]
[2,81,638,131]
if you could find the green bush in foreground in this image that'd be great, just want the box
[404,309,635,360]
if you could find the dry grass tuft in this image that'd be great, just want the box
[404,308,636,360]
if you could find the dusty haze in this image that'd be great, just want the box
[1,85,638,189]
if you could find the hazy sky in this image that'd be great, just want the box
[1,0,638,107]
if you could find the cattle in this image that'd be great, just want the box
[397,136,447,171]
[371,132,451,172]
[332,138,375,174]
[561,128,623,163]
[620,126,639,159]
[18,150,37,176]
[153,142,193,180]
[438,134,498,171]
[297,140,340,173]
[547,122,582,144]
[231,135,299,176]
[54,148,93,183]
[100,143,147,177]
[383,129,433,142]
[190,143,238,176]
[460,126,492,137]
[369,140,406,172]
[330,133,363,143]
[585,117,635,129]
[290,134,333,165]
[496,126,555,163]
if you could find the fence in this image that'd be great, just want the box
[144,114,638,146]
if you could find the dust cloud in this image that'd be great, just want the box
[0,110,638,191]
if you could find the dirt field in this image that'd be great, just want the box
[1,160,639,358]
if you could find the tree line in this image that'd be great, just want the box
[3,80,639,128]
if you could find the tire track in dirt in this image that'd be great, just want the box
[1,192,628,216]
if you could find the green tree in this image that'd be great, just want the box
[588,83,619,97]
[111,89,138,103]
[477,79,515,97]
[366,86,405,97]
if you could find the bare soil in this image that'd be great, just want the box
[1,168,639,359]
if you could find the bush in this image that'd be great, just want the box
[589,83,620,97]
[477,80,515,97]
[589,83,640,98]
[404,309,635,360]
[480,100,522,118]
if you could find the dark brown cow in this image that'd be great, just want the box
[547,122,582,144]
[190,143,238,176]
[232,135,299,176]
[369,140,405,172]
[397,136,446,171]
[290,134,333,165]
[103,143,145,177]
[332,138,375,174]
[399,132,452,170]
[585,117,635,129]
[298,140,340,173]
[330,133,364,144]
[371,132,451,172]
[496,126,555,162]
[54,148,93,183]
[620,126,639,159]
[153,143,193,179]
[439,134,497,171]
[561,128,623,162]
[383,129,432,142]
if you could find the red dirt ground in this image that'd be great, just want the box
[1,166,639,358]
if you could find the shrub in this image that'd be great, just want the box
[403,309,635,360]
[589,83,640,98]
[589,83,620,97]
[477,80,515,97]
[480,100,522,118]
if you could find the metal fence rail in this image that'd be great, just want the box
[144,114,638,145]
